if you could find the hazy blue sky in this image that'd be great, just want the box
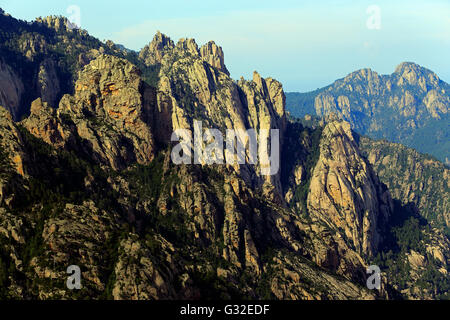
[1,0,449,91]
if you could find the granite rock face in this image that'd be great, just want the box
[22,55,157,170]
[199,41,230,76]
[36,59,61,108]
[0,13,139,121]
[0,107,26,208]
[58,55,156,169]
[307,121,393,257]
[0,60,25,120]
[146,34,286,198]
[314,63,449,124]
[0,107,26,177]
[21,98,67,147]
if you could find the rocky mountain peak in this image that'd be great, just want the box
[199,41,229,75]
[153,31,174,48]
[0,105,13,122]
[0,59,24,120]
[35,16,80,33]
[300,61,450,162]
[250,71,286,121]
[344,68,380,83]
[1,9,449,301]
[395,62,424,75]
[252,71,267,95]
[29,97,51,115]
[0,106,26,177]
[394,62,439,88]
[139,31,175,65]
[140,32,231,78]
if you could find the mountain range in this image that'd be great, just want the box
[286,64,450,165]
[0,10,448,300]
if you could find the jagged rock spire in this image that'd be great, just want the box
[200,41,229,76]
[139,31,175,65]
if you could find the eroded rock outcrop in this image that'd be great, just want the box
[59,55,156,169]
[112,234,176,300]
[0,60,25,120]
[23,55,157,170]
[307,62,450,163]
[268,251,376,300]
[21,98,68,148]
[199,41,230,76]
[0,107,26,177]
[0,20,448,300]
[315,63,449,124]
[35,16,83,34]
[139,31,175,66]
[359,136,450,228]
[307,121,393,257]
[150,34,286,198]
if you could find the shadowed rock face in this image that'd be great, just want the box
[0,106,27,209]
[359,136,450,229]
[0,60,24,120]
[150,33,287,199]
[36,58,61,108]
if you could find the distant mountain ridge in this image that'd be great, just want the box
[286,63,450,164]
